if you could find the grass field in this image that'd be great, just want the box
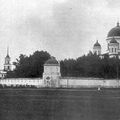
[0,88,120,120]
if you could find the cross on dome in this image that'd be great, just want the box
[117,21,119,27]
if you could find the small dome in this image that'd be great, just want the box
[5,54,10,59]
[94,40,101,47]
[110,36,118,43]
[107,22,120,37]
[45,57,59,65]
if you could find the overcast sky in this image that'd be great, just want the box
[0,0,120,68]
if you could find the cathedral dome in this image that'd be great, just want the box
[45,57,59,65]
[107,22,120,37]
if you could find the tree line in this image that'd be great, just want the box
[7,50,120,79]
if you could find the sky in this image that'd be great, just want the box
[0,0,120,68]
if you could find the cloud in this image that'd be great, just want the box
[0,0,119,68]
[107,0,120,8]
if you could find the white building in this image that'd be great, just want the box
[93,22,120,58]
[43,57,61,87]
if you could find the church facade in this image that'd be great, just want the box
[93,22,120,58]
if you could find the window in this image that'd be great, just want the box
[112,48,113,52]
[98,51,100,55]
[8,66,10,70]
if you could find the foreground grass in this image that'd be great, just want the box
[0,88,120,120]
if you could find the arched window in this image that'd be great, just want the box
[112,48,113,52]
[98,51,100,55]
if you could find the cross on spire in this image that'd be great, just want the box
[6,46,10,58]
[117,21,119,27]
[7,46,9,56]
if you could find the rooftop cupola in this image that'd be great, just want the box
[93,40,101,47]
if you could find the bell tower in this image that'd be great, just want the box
[4,47,11,71]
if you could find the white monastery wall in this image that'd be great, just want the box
[0,78,120,88]
[0,78,43,87]
[60,78,120,88]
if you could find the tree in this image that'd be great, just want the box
[7,51,51,78]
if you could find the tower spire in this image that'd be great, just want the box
[6,46,10,57]
[7,46,9,56]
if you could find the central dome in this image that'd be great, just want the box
[107,22,120,37]
[44,57,59,65]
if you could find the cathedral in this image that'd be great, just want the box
[93,22,120,58]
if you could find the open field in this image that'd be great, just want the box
[0,88,120,120]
